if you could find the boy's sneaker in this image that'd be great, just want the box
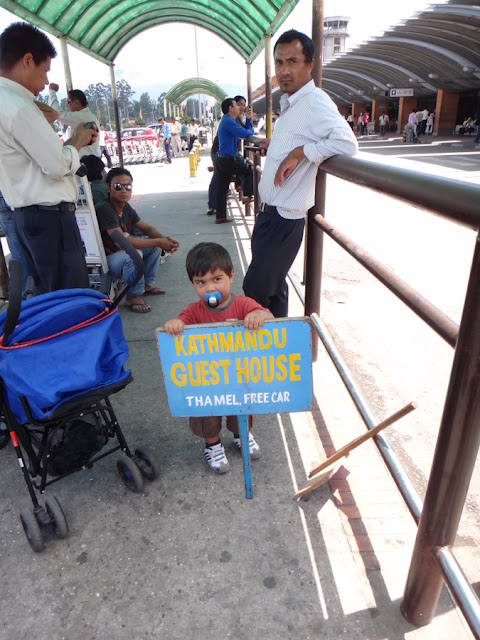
[204,442,230,474]
[233,433,261,460]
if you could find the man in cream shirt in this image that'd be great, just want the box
[0,21,95,294]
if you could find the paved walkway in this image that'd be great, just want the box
[0,142,475,639]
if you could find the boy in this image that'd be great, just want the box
[164,242,273,473]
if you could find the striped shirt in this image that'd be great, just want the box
[259,80,358,220]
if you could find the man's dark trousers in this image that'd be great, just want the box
[14,205,89,294]
[208,150,218,211]
[164,138,172,162]
[243,209,305,317]
[215,155,253,221]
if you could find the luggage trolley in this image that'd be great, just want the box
[0,232,159,552]
[75,174,109,291]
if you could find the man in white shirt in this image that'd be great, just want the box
[49,85,100,157]
[379,112,389,136]
[0,22,95,294]
[169,117,182,157]
[418,107,429,137]
[98,123,113,167]
[188,119,199,151]
[405,109,418,143]
[243,29,358,317]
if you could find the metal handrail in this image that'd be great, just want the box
[244,145,480,636]
[316,157,480,634]
[322,154,480,228]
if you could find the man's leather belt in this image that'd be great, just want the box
[17,202,76,213]
[259,202,278,214]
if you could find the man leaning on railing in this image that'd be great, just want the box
[243,29,358,318]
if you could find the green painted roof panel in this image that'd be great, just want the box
[0,0,299,63]
[165,77,228,104]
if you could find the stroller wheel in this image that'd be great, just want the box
[45,496,69,539]
[117,456,144,492]
[20,509,45,552]
[134,447,161,481]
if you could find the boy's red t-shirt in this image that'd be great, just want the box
[177,294,266,325]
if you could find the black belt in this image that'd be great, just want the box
[259,202,278,214]
[16,202,76,213]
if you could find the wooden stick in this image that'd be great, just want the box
[294,402,416,501]
[294,461,343,500]
[307,401,417,480]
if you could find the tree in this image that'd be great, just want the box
[157,92,167,118]
[116,79,135,126]
[139,92,152,121]
[84,82,112,127]
[36,92,49,104]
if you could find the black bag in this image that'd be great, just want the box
[48,417,106,476]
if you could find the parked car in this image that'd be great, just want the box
[121,127,159,147]
[146,123,161,137]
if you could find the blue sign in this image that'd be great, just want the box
[156,318,313,417]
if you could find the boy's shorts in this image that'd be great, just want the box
[189,415,254,439]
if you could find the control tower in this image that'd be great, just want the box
[323,16,349,60]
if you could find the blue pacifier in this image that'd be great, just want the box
[205,291,221,308]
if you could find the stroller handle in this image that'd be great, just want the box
[2,260,22,346]
[109,229,145,310]
[1,232,145,344]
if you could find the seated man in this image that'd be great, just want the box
[95,168,179,313]
[80,154,108,205]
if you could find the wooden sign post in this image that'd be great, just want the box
[156,317,313,499]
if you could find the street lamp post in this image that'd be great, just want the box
[95,97,105,125]
[194,26,203,123]
[103,90,112,130]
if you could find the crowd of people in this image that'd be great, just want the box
[0,23,360,474]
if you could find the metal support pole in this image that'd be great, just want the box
[304,0,325,359]
[311,0,324,86]
[59,36,73,92]
[109,63,123,167]
[305,176,325,359]
[253,153,261,215]
[246,61,252,106]
[264,35,272,139]
[402,231,480,626]
[238,415,253,499]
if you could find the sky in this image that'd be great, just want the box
[0,0,446,103]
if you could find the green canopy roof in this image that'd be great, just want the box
[0,0,299,63]
[165,78,227,104]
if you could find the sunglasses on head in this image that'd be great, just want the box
[112,183,133,191]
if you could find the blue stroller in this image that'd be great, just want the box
[0,232,159,552]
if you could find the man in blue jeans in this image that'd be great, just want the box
[95,168,179,313]
[158,117,172,163]
[0,192,34,299]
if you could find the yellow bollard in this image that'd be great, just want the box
[189,151,196,177]
[193,140,201,166]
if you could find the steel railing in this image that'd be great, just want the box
[245,146,480,637]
